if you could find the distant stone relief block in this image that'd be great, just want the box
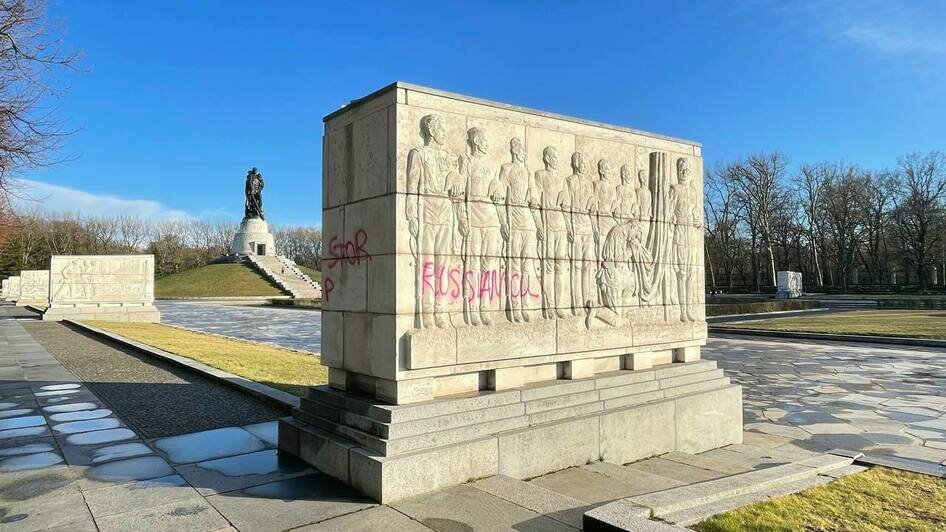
[16,270,49,307]
[43,255,160,323]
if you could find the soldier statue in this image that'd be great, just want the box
[245,167,265,220]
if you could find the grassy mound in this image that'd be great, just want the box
[155,263,284,298]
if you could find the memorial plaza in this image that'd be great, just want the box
[1,2,945,531]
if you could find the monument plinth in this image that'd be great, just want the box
[280,82,743,502]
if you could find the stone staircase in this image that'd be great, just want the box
[247,255,322,299]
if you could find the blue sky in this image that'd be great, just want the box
[19,0,946,226]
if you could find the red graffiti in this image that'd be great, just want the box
[323,277,334,300]
[327,229,372,269]
[421,260,540,302]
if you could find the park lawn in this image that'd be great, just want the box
[155,263,284,298]
[726,310,946,339]
[298,265,322,282]
[84,321,327,396]
[693,466,946,532]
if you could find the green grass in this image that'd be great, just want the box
[155,263,284,298]
[298,265,321,282]
[706,300,819,317]
[726,310,946,339]
[693,466,946,532]
[85,320,327,396]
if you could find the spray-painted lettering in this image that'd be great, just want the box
[420,260,540,302]
[327,229,371,269]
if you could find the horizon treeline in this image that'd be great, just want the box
[705,150,946,292]
[0,209,323,277]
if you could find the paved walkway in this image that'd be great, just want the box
[155,300,321,354]
[1,305,849,531]
[704,335,946,475]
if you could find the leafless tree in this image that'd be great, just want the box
[892,151,946,289]
[732,152,788,288]
[704,162,744,290]
[0,0,78,197]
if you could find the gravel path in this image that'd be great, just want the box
[21,321,283,439]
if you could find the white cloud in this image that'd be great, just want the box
[839,22,946,55]
[12,179,193,220]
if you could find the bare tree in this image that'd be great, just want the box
[704,162,744,291]
[0,0,77,197]
[892,151,946,289]
[733,152,788,288]
[822,166,869,291]
[795,163,833,287]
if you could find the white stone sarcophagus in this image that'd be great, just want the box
[280,83,742,502]
[4,276,20,302]
[42,255,160,322]
[16,270,50,307]
[776,270,803,299]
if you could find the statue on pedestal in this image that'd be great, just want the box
[245,167,265,220]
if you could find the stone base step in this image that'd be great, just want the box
[584,452,856,529]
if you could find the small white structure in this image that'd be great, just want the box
[42,255,160,322]
[16,270,50,307]
[776,271,803,299]
[230,217,277,257]
[4,276,20,302]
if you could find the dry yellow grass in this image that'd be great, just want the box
[85,321,327,396]
[726,310,946,339]
[694,467,946,532]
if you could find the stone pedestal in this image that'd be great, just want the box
[281,82,742,503]
[42,255,160,323]
[230,217,276,256]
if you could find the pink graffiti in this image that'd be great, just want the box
[327,229,371,269]
[323,277,334,301]
[421,260,540,302]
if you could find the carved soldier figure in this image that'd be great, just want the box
[636,158,653,222]
[461,127,504,326]
[406,114,464,328]
[499,137,541,323]
[244,167,265,220]
[564,152,597,315]
[594,159,618,273]
[616,164,638,220]
[535,146,570,319]
[670,157,701,321]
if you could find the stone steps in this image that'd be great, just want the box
[584,453,856,529]
[293,362,730,458]
[247,255,322,299]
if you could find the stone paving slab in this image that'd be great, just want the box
[155,300,322,354]
[392,484,577,531]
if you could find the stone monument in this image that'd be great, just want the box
[16,270,49,307]
[42,255,160,322]
[776,270,803,299]
[279,83,742,502]
[230,167,277,256]
[4,276,20,302]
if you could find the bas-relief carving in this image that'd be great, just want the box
[19,270,49,300]
[50,256,154,305]
[406,114,703,335]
